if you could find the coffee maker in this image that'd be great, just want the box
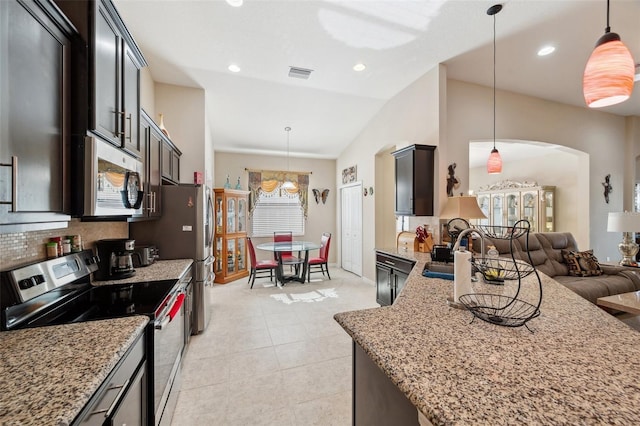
[95,239,138,280]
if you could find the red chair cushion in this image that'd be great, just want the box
[308,257,326,265]
[256,260,278,269]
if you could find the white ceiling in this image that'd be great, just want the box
[114,0,640,160]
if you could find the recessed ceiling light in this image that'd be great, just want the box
[225,0,243,7]
[353,63,366,72]
[228,64,241,73]
[537,45,555,56]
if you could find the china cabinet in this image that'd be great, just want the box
[213,188,249,283]
[475,181,555,232]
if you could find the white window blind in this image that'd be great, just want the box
[251,193,305,237]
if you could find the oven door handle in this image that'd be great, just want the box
[155,293,185,330]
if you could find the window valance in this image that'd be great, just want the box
[248,170,310,218]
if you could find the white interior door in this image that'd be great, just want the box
[341,183,363,276]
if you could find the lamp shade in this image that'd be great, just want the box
[440,195,487,220]
[607,212,640,232]
[583,34,635,108]
[487,148,502,174]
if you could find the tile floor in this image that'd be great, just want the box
[171,267,378,426]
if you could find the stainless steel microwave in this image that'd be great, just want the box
[84,136,144,217]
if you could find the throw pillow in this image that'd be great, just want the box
[561,249,603,277]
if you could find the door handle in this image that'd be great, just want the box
[0,156,17,211]
[125,113,132,141]
[115,111,125,137]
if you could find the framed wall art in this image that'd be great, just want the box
[342,165,357,184]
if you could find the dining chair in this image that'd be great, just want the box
[273,231,301,272]
[308,232,331,281]
[247,237,278,289]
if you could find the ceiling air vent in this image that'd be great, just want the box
[288,66,313,80]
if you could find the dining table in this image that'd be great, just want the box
[256,241,321,285]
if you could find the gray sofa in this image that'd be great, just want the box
[478,232,640,304]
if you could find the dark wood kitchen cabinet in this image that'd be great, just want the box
[161,139,181,184]
[0,0,73,231]
[134,110,163,219]
[73,331,147,425]
[55,0,146,157]
[375,252,415,306]
[392,144,436,216]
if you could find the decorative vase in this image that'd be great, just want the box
[158,113,171,139]
[224,175,231,189]
[235,177,241,189]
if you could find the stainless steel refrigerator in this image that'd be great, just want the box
[130,184,214,334]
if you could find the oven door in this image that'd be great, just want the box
[153,285,186,425]
[85,136,144,217]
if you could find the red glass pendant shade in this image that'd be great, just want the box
[583,34,635,108]
[487,148,502,174]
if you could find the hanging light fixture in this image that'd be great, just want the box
[486,4,502,175]
[282,126,296,190]
[583,0,635,108]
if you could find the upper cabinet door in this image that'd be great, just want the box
[392,144,435,216]
[122,43,141,155]
[93,4,121,146]
[0,0,73,228]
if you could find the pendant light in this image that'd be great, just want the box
[583,0,634,108]
[282,126,296,190]
[486,4,502,175]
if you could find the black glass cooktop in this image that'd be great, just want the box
[3,280,177,331]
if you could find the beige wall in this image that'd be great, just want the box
[140,67,155,118]
[155,83,207,185]
[446,78,629,261]
[337,65,444,282]
[214,152,336,263]
[470,149,582,246]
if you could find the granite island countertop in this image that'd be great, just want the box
[335,255,640,425]
[0,316,148,426]
[92,258,193,286]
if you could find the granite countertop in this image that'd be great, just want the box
[0,316,148,426]
[375,248,431,263]
[92,258,193,286]
[335,256,640,425]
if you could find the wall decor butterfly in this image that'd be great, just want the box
[312,188,330,204]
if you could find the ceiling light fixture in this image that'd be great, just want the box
[486,4,502,175]
[353,63,366,72]
[282,127,296,190]
[225,0,243,7]
[583,0,635,108]
[537,45,555,56]
[228,64,241,73]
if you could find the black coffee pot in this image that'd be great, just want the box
[95,239,138,280]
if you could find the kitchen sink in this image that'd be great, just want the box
[424,262,454,274]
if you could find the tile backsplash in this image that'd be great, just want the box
[1,219,128,270]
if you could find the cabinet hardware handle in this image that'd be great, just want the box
[152,191,156,213]
[115,111,125,137]
[0,156,18,211]
[126,113,132,141]
[105,378,131,418]
[146,192,153,212]
[384,260,395,266]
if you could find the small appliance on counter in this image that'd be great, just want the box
[133,245,159,267]
[94,238,139,280]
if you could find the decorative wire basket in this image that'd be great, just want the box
[458,293,541,328]
[475,224,529,239]
[471,257,534,285]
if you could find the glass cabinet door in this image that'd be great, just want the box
[491,194,504,227]
[521,192,538,232]
[238,198,246,233]
[215,237,223,273]
[215,196,223,234]
[226,238,236,274]
[237,238,246,271]
[543,190,555,231]
[477,195,490,226]
[506,192,519,227]
[227,198,236,233]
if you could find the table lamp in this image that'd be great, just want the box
[440,195,487,249]
[607,211,640,266]
[440,195,488,221]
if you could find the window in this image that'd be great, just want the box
[251,188,305,237]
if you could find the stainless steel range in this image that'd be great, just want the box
[0,250,189,425]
